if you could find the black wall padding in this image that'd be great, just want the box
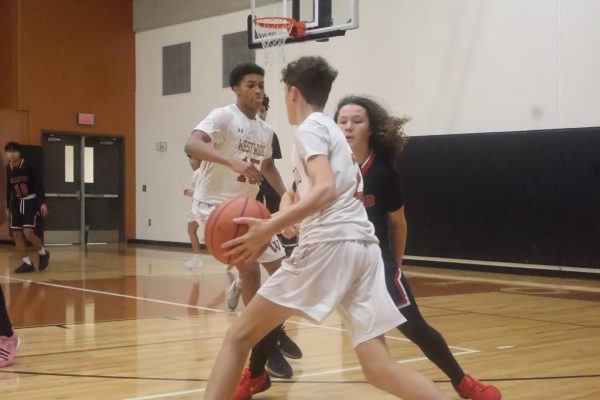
[397,127,600,269]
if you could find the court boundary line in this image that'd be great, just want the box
[403,270,600,293]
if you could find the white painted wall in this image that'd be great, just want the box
[135,0,600,241]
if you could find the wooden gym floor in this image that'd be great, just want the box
[1,244,599,399]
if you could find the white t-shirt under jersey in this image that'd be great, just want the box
[292,112,378,245]
[193,104,274,205]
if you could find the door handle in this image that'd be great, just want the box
[84,194,118,198]
[46,191,81,200]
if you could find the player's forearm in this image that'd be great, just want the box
[184,134,231,167]
[279,190,294,211]
[389,220,407,266]
[267,182,336,235]
[261,166,286,196]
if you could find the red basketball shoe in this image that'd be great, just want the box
[456,375,501,400]
[232,368,271,400]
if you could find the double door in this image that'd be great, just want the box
[42,133,124,244]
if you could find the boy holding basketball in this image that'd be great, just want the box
[184,62,300,379]
[206,56,449,399]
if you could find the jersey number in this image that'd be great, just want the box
[236,157,260,183]
[354,171,365,203]
[14,183,29,198]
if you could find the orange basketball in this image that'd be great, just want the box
[205,196,271,265]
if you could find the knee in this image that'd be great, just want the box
[23,229,36,241]
[361,361,388,389]
[187,222,198,236]
[238,263,261,285]
[223,322,257,350]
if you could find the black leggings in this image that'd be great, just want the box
[248,325,282,376]
[391,267,466,386]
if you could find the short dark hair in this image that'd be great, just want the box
[4,141,22,153]
[262,95,270,110]
[229,62,265,88]
[281,56,338,108]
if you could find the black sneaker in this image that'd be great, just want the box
[14,262,36,273]
[266,349,293,379]
[278,326,302,359]
[39,251,50,271]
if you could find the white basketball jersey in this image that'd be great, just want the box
[193,104,274,204]
[291,112,378,244]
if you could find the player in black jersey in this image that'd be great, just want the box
[4,142,50,273]
[335,96,501,400]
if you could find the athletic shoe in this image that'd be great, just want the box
[14,262,35,273]
[184,254,203,270]
[0,334,20,368]
[232,368,271,400]
[278,326,302,359]
[227,277,242,311]
[39,251,50,270]
[456,375,501,400]
[266,349,293,379]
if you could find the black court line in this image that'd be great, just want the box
[1,370,599,384]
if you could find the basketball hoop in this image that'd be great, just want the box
[253,17,305,65]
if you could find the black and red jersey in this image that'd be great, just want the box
[360,152,404,262]
[6,159,45,208]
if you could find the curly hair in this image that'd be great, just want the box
[334,95,410,166]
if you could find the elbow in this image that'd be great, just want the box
[320,184,337,208]
[183,139,193,155]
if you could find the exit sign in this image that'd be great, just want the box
[77,112,95,125]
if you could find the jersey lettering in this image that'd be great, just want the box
[269,239,281,252]
[237,139,265,157]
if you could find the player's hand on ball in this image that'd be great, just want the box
[223,217,271,264]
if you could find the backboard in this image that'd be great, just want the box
[248,0,358,49]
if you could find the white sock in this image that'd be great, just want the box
[23,256,32,265]
[38,248,46,255]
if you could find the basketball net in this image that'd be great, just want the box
[253,17,299,65]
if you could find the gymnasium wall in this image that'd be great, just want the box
[135,1,600,269]
[0,0,136,240]
[0,0,18,109]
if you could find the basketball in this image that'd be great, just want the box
[204,196,272,265]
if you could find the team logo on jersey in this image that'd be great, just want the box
[238,139,265,157]
[238,128,244,133]
[363,194,375,208]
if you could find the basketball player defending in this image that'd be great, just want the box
[205,56,449,400]
[335,95,501,400]
[4,142,50,273]
[183,63,300,379]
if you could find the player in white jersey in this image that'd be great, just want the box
[183,155,203,269]
[184,62,299,379]
[204,57,450,400]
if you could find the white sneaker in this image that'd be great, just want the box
[185,254,203,270]
[227,278,242,311]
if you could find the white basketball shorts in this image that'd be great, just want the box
[258,240,406,347]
